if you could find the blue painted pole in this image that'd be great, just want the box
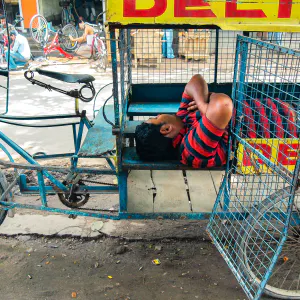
[37,171,48,207]
[118,171,128,212]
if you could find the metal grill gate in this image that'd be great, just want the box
[207,35,300,300]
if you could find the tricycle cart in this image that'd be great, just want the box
[0,1,300,299]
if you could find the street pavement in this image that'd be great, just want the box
[0,61,113,160]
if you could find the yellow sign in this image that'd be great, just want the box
[107,0,300,32]
[237,139,299,174]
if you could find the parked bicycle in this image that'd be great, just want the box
[30,14,78,59]
[83,12,107,72]
[86,21,107,72]
[60,0,75,27]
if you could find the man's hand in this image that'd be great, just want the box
[187,101,198,111]
[69,35,74,42]
[184,74,209,114]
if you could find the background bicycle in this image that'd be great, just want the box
[60,0,75,27]
[29,14,78,60]
[86,17,107,72]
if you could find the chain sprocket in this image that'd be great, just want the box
[58,180,90,208]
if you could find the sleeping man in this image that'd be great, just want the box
[135,74,233,168]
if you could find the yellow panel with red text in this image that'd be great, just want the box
[237,139,299,174]
[107,0,300,32]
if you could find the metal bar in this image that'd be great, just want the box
[105,158,116,171]
[0,142,14,163]
[213,28,219,87]
[110,28,120,127]
[72,124,77,150]
[74,119,85,155]
[126,29,132,87]
[32,153,74,160]
[0,119,79,128]
[118,171,127,212]
[0,176,18,202]
[81,115,93,129]
[223,39,249,211]
[37,171,48,207]
[20,185,118,194]
[0,132,68,191]
[237,34,300,57]
[0,114,79,120]
[0,202,120,220]
[120,29,125,108]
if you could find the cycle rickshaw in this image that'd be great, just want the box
[0,1,300,299]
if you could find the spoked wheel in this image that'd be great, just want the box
[58,180,90,208]
[60,24,78,52]
[91,38,107,72]
[241,187,300,299]
[30,14,49,44]
[0,171,9,226]
[98,53,107,72]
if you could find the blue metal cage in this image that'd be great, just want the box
[207,35,300,300]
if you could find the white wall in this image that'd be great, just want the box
[39,0,61,23]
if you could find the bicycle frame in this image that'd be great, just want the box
[0,101,118,219]
[90,34,105,57]
[43,30,73,59]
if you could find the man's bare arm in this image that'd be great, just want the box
[184,74,209,114]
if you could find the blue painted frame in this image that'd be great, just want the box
[0,32,299,224]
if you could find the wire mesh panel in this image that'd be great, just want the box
[113,29,300,86]
[207,36,300,300]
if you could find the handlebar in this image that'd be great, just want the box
[24,70,95,103]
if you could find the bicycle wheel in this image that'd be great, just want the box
[60,24,78,52]
[241,187,300,299]
[61,8,68,27]
[30,14,48,44]
[99,52,108,72]
[0,171,8,226]
[92,38,107,72]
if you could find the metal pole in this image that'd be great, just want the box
[213,28,219,88]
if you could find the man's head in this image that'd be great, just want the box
[79,21,85,30]
[135,114,184,161]
[9,30,17,40]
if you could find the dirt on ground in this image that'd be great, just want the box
[0,234,272,300]
[0,160,271,300]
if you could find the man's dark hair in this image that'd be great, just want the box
[9,30,17,36]
[135,122,178,161]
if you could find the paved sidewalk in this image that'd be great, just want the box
[0,212,208,240]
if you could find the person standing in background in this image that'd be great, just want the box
[268,32,283,46]
[85,0,96,22]
[162,29,175,59]
[172,29,179,58]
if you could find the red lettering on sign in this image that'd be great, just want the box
[124,0,167,17]
[278,143,298,165]
[243,144,271,167]
[174,0,216,18]
[226,0,266,18]
[278,0,292,18]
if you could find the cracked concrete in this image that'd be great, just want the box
[0,212,208,241]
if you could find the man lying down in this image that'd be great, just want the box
[135,74,233,168]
